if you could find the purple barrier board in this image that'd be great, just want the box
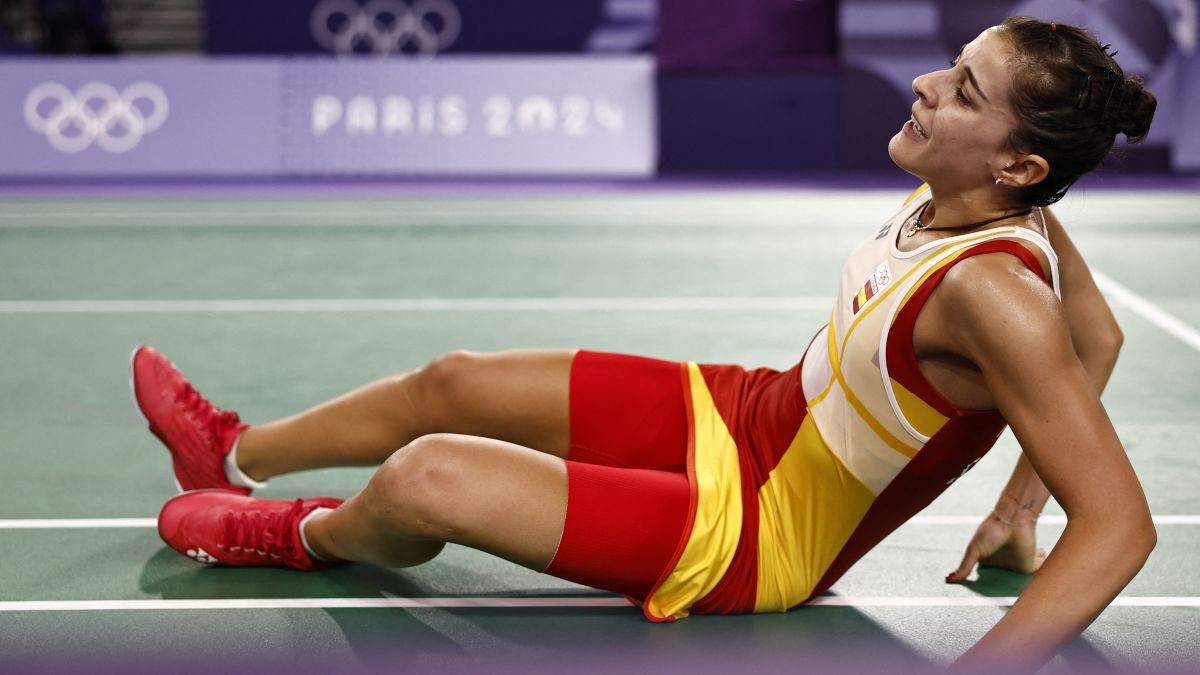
[280,57,656,175]
[0,57,655,177]
[0,59,280,176]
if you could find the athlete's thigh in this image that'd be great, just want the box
[425,348,575,458]
[399,433,689,598]
[430,349,690,472]
[396,433,569,570]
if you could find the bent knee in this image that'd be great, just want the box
[418,350,481,397]
[367,435,472,539]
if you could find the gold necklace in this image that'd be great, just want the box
[903,202,1034,238]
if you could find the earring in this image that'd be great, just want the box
[995,177,1004,185]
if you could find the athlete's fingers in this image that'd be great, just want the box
[946,545,980,583]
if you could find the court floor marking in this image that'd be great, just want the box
[3,515,1199,529]
[0,273,1194,354]
[0,597,1195,612]
[0,209,853,228]
[0,191,1194,227]
[0,298,834,313]
[1093,271,1200,353]
[0,276,1190,322]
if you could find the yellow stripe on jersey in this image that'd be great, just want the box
[754,414,875,613]
[645,363,743,621]
[827,316,920,459]
[889,377,949,438]
[807,377,836,409]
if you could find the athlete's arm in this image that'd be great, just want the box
[1043,206,1125,386]
[947,208,1125,581]
[930,255,1154,671]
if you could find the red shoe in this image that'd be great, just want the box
[130,346,251,494]
[158,489,344,571]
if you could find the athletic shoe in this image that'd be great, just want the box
[158,489,344,571]
[130,345,251,494]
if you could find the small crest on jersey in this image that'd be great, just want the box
[873,219,893,240]
[851,261,893,315]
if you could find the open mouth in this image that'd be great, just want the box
[910,115,929,139]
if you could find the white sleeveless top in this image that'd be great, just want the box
[799,185,1061,496]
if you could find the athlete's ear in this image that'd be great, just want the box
[999,153,1049,189]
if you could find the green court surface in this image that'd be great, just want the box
[0,188,1197,673]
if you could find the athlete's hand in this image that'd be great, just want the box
[945,515,1046,583]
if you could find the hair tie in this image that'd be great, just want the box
[1101,79,1129,129]
[1076,74,1094,110]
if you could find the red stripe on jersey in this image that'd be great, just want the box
[886,240,1050,418]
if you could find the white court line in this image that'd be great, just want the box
[0,519,158,529]
[0,212,713,228]
[1094,270,1200,354]
[0,596,1194,612]
[805,597,1200,608]
[3,515,1199,529]
[0,598,631,612]
[0,297,833,314]
[910,515,1200,525]
[0,207,822,228]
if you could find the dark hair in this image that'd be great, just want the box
[998,17,1157,206]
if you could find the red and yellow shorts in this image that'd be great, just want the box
[545,350,809,621]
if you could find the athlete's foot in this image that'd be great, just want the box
[130,345,254,494]
[158,489,345,571]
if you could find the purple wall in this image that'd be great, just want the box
[1178,52,1200,171]
[657,0,836,72]
[205,0,646,55]
[657,73,838,173]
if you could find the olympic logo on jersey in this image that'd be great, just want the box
[310,0,461,55]
[23,81,169,154]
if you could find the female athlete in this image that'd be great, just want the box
[132,17,1157,671]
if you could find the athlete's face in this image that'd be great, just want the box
[888,27,1020,191]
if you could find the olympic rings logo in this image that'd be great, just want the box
[310,0,461,55]
[23,81,169,154]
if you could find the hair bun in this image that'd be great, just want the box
[1113,77,1156,143]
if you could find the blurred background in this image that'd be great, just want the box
[1,0,1197,182]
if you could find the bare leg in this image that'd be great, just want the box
[236,349,576,481]
[301,433,567,570]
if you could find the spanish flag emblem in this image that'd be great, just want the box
[851,261,893,315]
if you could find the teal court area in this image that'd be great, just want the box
[0,187,1197,673]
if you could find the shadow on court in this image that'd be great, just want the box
[325,605,936,674]
[137,549,935,673]
[962,567,1126,674]
[960,565,1033,597]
